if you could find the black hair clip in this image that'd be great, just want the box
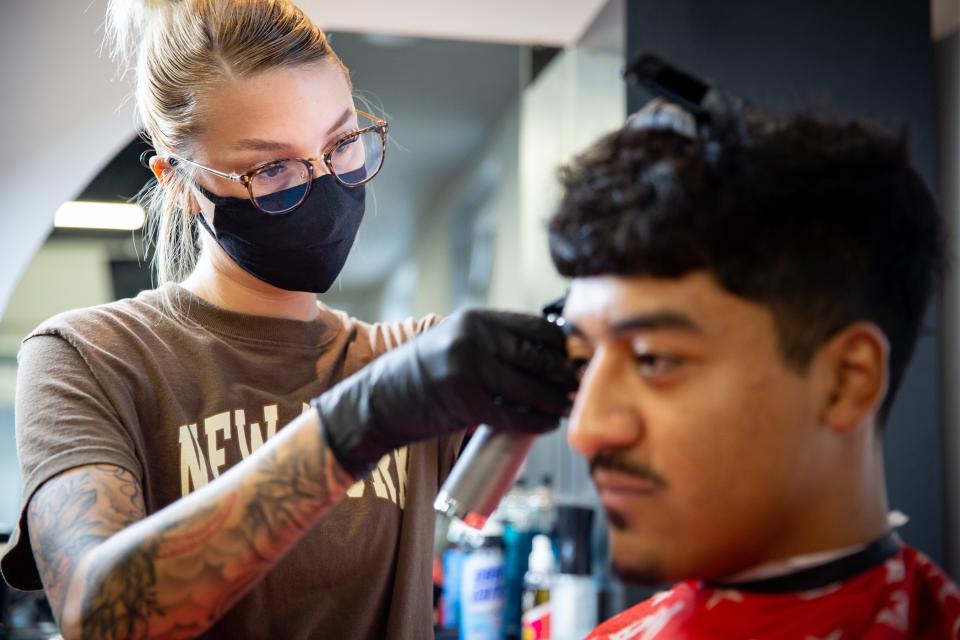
[623,53,712,123]
[622,53,749,159]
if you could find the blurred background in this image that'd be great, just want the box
[0,0,958,636]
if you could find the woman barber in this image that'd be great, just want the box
[0,1,576,638]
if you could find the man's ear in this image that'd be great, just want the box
[817,322,889,433]
[148,155,172,188]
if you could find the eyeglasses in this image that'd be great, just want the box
[167,110,388,215]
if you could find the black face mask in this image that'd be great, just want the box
[195,171,365,293]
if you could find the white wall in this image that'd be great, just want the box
[509,37,626,501]
[405,96,522,318]
[402,41,629,323]
[514,46,626,313]
[300,0,606,46]
[0,409,17,532]
[393,4,626,498]
[0,1,137,315]
[0,243,115,350]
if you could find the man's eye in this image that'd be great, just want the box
[570,357,589,382]
[634,353,683,377]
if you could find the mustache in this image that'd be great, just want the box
[589,451,667,488]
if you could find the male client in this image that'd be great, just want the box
[548,95,960,637]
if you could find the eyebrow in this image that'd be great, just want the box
[565,310,703,338]
[326,107,355,135]
[229,138,294,152]
[228,108,356,152]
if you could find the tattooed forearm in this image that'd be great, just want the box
[80,536,162,640]
[243,433,348,547]
[28,410,353,640]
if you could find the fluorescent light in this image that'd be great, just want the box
[54,201,146,231]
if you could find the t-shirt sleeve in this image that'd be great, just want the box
[1,333,143,591]
[365,313,443,354]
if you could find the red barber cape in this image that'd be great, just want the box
[588,545,960,639]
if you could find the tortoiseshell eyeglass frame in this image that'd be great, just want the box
[155,110,388,216]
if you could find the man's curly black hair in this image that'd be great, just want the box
[548,107,946,423]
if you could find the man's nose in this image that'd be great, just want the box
[567,345,645,459]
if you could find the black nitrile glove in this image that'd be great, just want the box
[312,309,578,479]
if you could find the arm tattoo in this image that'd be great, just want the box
[29,414,353,639]
[243,433,349,548]
[80,537,163,640]
[28,464,145,625]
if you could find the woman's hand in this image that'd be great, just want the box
[313,308,579,478]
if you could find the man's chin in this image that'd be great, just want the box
[611,557,669,586]
[608,532,676,586]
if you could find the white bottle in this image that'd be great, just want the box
[550,574,597,640]
[521,534,555,639]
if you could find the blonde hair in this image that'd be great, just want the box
[106,0,348,286]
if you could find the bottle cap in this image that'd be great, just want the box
[479,517,504,538]
[446,517,470,544]
[476,517,505,549]
[556,504,594,575]
[528,534,555,574]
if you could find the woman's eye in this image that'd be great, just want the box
[335,136,359,155]
[260,164,287,179]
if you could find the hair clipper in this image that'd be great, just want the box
[433,296,568,529]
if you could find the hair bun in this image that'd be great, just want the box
[105,0,183,75]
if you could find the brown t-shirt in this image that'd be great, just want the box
[0,284,462,639]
